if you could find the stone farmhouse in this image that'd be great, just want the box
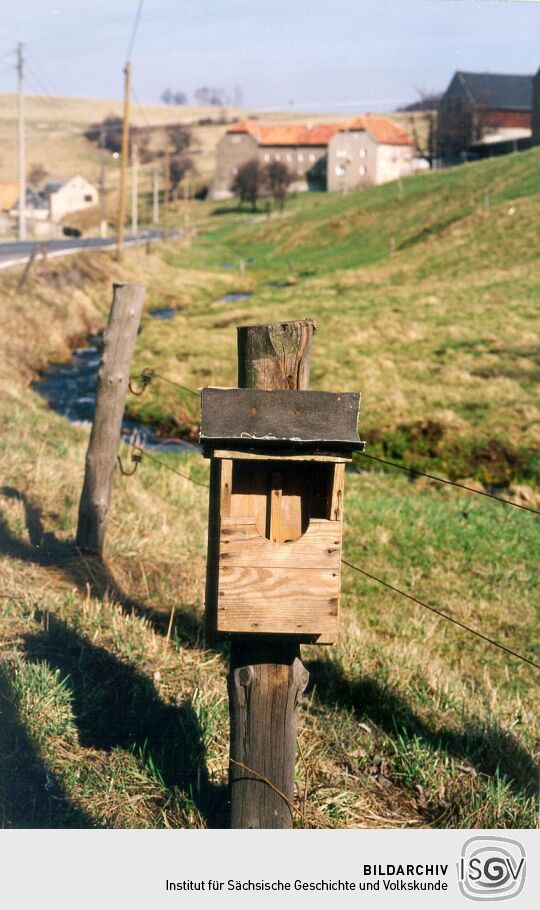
[327,116,415,192]
[438,70,535,160]
[211,120,342,199]
[211,116,415,199]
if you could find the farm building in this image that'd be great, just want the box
[438,70,535,161]
[42,175,99,222]
[9,186,49,221]
[211,120,343,199]
[211,116,415,199]
[326,115,415,192]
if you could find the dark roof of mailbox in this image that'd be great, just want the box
[200,388,361,449]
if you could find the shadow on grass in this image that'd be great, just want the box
[306,657,537,799]
[0,486,228,828]
[0,666,96,828]
[0,486,207,648]
[22,619,226,828]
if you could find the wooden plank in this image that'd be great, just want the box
[220,517,341,568]
[268,472,283,542]
[201,388,361,448]
[220,458,233,517]
[331,463,346,521]
[204,459,222,639]
[217,566,339,635]
[210,449,352,463]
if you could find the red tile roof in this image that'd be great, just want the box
[346,115,414,145]
[228,116,413,147]
[228,119,345,146]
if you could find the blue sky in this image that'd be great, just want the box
[1,1,540,111]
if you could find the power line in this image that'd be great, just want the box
[357,451,540,516]
[126,0,144,64]
[341,558,540,671]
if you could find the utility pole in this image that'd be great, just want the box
[131,141,138,236]
[99,127,108,237]
[163,150,170,239]
[183,168,191,245]
[152,165,159,224]
[117,61,132,261]
[17,42,26,242]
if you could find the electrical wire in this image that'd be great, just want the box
[341,558,540,671]
[126,0,144,64]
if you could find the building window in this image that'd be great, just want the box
[286,153,292,161]
[263,153,270,162]
[336,148,347,159]
[335,164,346,176]
[232,167,238,175]
[359,148,367,158]
[359,165,366,176]
[231,136,242,144]
[309,153,315,162]
[276,153,281,160]
[297,152,304,161]
[84,194,93,202]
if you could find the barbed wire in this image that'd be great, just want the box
[341,558,540,671]
[118,432,209,488]
[356,451,540,516]
[129,367,200,398]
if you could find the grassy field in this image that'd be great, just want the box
[0,148,538,829]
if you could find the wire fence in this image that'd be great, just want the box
[357,451,540,516]
[120,367,539,672]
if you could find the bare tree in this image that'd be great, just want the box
[169,155,195,198]
[401,90,441,168]
[264,161,293,209]
[28,163,48,186]
[167,123,192,155]
[161,88,187,105]
[194,86,224,106]
[84,115,123,154]
[231,158,264,209]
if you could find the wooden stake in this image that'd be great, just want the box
[228,319,315,828]
[76,283,146,555]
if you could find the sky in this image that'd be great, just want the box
[0,0,540,112]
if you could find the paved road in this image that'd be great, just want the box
[0,229,173,269]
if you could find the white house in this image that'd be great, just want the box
[43,175,99,222]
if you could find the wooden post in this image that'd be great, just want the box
[17,246,38,290]
[228,319,315,828]
[76,283,146,555]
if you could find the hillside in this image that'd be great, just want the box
[0,148,538,829]
[143,147,540,486]
[0,91,426,195]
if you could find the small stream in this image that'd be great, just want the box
[33,286,262,446]
[34,333,194,451]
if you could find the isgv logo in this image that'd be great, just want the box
[458,836,526,902]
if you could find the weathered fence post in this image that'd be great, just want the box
[76,282,146,555]
[201,319,361,828]
[229,319,314,828]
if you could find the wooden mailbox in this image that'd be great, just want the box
[202,387,362,644]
